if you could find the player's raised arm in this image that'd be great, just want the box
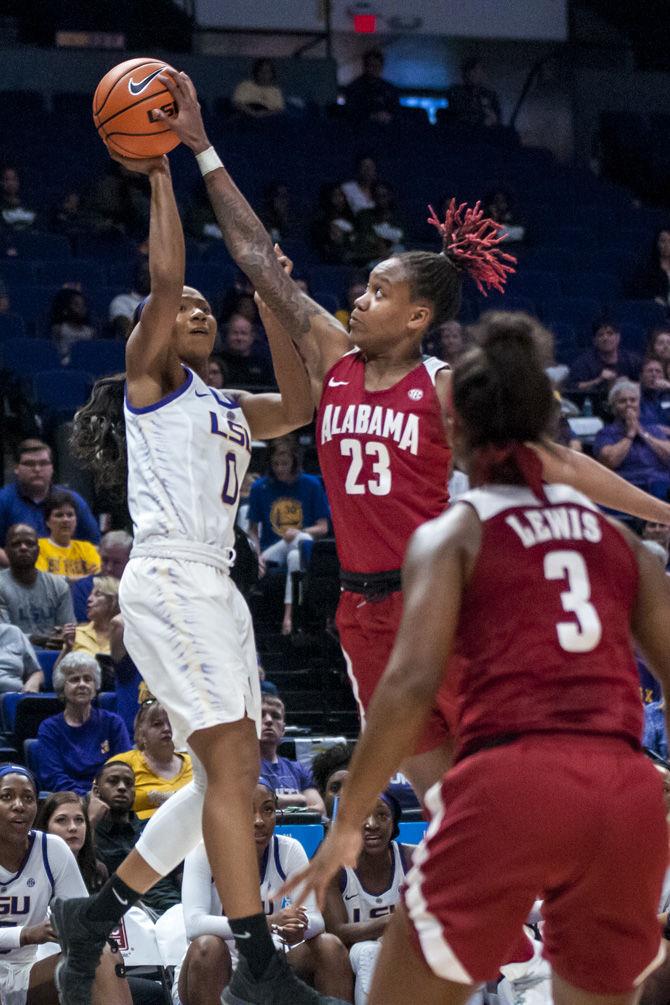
[156,69,350,382]
[123,155,185,396]
[533,440,670,524]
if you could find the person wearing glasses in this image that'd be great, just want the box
[0,439,100,569]
[113,699,194,820]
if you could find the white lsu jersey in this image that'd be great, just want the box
[124,367,252,551]
[0,831,86,966]
[341,841,410,924]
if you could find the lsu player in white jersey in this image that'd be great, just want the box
[53,151,344,1005]
[170,780,352,1004]
[0,765,129,1005]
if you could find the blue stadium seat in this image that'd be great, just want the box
[4,338,61,376]
[69,341,125,377]
[74,232,136,260]
[35,650,59,692]
[33,260,102,290]
[276,824,324,858]
[6,287,59,325]
[311,290,340,314]
[201,241,235,264]
[510,271,561,299]
[0,314,26,340]
[9,232,71,260]
[308,266,354,303]
[398,821,427,844]
[476,295,536,317]
[615,300,666,329]
[32,369,91,416]
[540,296,601,327]
[619,323,646,352]
[1,693,58,734]
[23,738,41,779]
[564,272,619,302]
[97,692,118,713]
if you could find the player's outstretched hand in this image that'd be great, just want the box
[108,149,169,176]
[279,820,363,910]
[158,69,210,153]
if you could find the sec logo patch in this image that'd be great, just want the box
[408,388,423,401]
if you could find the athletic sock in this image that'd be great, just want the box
[85,873,142,925]
[229,913,276,979]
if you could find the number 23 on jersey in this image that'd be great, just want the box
[341,438,392,496]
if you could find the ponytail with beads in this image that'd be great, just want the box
[452,312,554,501]
[396,198,516,326]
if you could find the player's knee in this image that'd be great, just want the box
[187,935,231,977]
[311,932,350,969]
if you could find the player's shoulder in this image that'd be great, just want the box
[409,500,480,559]
[34,830,73,868]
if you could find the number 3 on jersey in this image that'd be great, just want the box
[544,550,602,653]
[341,438,391,495]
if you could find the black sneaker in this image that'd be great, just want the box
[222,952,349,1004]
[52,897,112,1005]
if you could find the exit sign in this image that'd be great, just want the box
[353,13,376,32]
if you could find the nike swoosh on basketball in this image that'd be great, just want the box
[128,67,166,95]
[328,378,349,387]
[112,889,128,906]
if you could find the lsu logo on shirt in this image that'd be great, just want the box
[0,896,30,916]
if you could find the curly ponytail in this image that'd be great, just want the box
[69,375,127,499]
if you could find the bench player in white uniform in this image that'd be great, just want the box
[167,779,351,1004]
[323,793,412,1005]
[53,150,344,1005]
[0,765,129,1005]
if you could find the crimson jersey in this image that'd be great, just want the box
[452,483,643,758]
[316,351,450,573]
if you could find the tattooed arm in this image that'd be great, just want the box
[157,69,350,382]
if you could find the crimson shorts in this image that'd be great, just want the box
[403,733,668,996]
[336,589,459,756]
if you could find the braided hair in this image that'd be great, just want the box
[396,198,517,327]
[69,375,127,499]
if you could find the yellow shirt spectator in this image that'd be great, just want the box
[37,538,101,579]
[111,747,193,819]
[111,700,193,818]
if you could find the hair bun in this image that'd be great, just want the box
[427,199,517,294]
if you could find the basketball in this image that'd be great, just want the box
[92,57,181,159]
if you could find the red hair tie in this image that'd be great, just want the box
[471,442,547,503]
[427,198,517,295]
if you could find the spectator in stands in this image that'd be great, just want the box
[237,470,261,538]
[259,695,325,812]
[49,287,96,364]
[446,57,502,128]
[353,182,406,264]
[37,651,130,794]
[232,59,285,118]
[648,326,670,376]
[184,182,223,243]
[0,523,74,651]
[435,319,467,366]
[323,792,413,1005]
[342,157,378,216]
[312,743,353,820]
[0,164,36,232]
[0,620,40,692]
[55,575,119,671]
[91,760,181,916]
[207,355,227,390]
[0,438,100,565]
[84,160,150,239]
[248,437,329,634]
[630,227,670,306]
[343,48,399,125]
[219,312,274,386]
[594,379,670,498]
[36,489,100,580]
[261,182,296,245]
[108,612,146,737]
[108,260,151,340]
[218,272,260,327]
[35,791,108,892]
[176,780,352,1004]
[312,184,356,264]
[484,187,526,243]
[640,356,670,429]
[113,699,193,820]
[49,189,91,243]
[643,519,670,561]
[70,529,132,623]
[644,700,668,761]
[335,275,367,329]
[568,317,641,397]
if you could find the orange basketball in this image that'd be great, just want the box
[92,57,181,159]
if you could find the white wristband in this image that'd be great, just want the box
[196,146,223,177]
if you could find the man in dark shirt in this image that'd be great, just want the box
[446,57,501,128]
[569,318,641,398]
[219,312,274,387]
[343,49,399,125]
[0,439,99,566]
[93,761,181,916]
